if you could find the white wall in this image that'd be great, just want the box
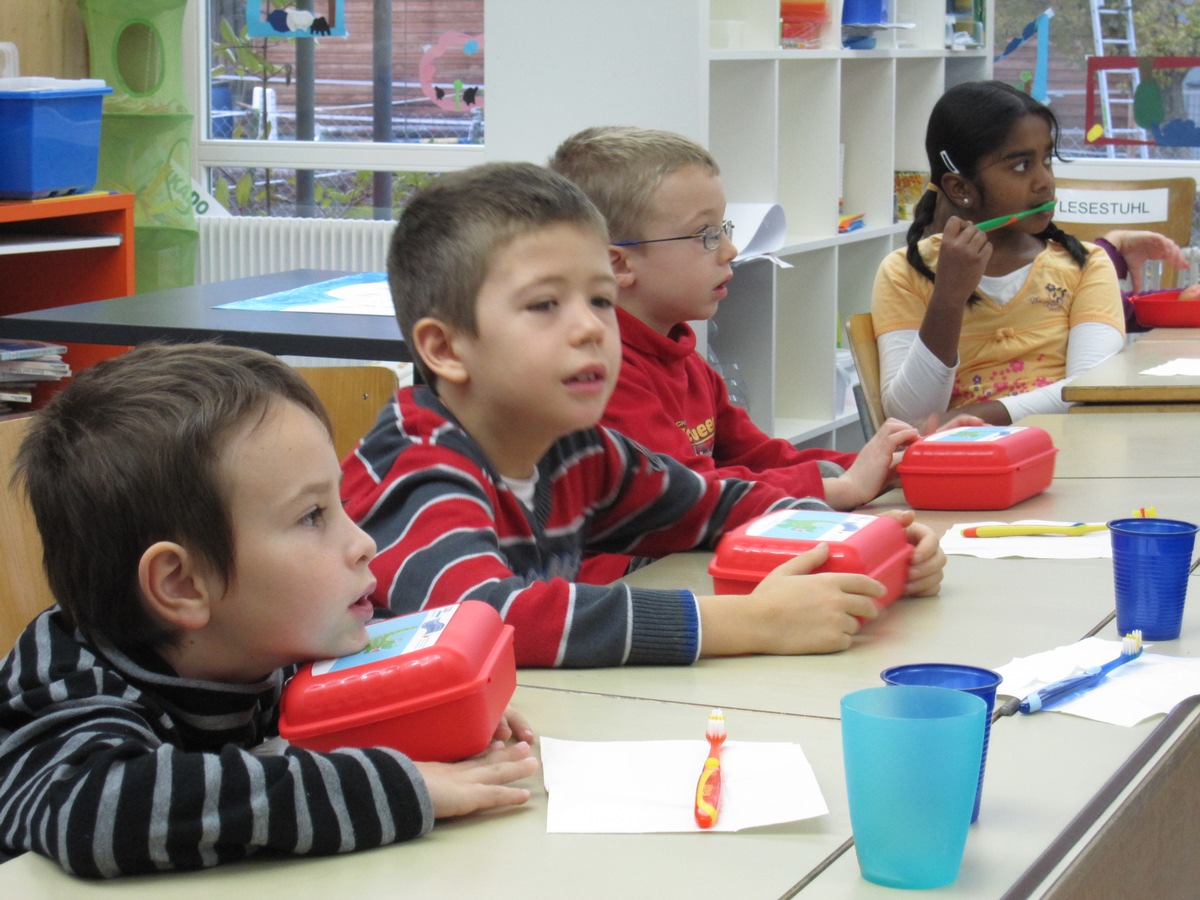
[1064,158,1200,184]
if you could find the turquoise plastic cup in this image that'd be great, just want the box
[1109,518,1199,641]
[881,663,1001,824]
[841,685,984,889]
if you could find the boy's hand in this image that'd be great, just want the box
[877,509,946,597]
[823,418,919,509]
[698,543,885,657]
[492,705,535,744]
[414,741,539,819]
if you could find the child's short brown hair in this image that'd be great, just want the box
[386,161,608,386]
[548,125,719,244]
[13,343,330,648]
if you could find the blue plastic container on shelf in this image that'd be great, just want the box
[842,0,885,23]
[0,77,112,199]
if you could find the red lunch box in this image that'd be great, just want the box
[279,601,516,762]
[708,509,912,608]
[897,424,1057,510]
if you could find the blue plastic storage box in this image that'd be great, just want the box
[0,77,112,200]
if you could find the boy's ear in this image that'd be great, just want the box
[411,316,469,386]
[608,245,637,289]
[138,541,213,632]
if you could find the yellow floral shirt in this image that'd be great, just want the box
[871,237,1125,408]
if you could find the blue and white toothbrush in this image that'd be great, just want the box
[1018,630,1143,714]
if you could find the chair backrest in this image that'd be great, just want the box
[844,313,886,439]
[0,416,56,653]
[1054,177,1196,288]
[294,365,400,460]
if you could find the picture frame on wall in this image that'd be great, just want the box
[247,0,346,38]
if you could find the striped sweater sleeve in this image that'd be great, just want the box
[0,615,432,878]
[346,433,699,668]
[342,390,826,669]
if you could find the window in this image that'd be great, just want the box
[196,0,484,217]
[994,1,1200,162]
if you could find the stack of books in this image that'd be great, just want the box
[0,340,70,412]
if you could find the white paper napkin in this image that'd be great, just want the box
[941,520,1112,559]
[996,637,1200,726]
[540,736,828,833]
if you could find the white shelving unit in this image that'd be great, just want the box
[458,2,990,445]
[702,2,992,447]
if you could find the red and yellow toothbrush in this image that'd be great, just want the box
[694,707,726,829]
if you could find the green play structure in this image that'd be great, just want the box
[79,0,197,293]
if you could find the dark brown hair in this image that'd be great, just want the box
[13,342,331,648]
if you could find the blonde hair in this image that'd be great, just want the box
[549,125,719,243]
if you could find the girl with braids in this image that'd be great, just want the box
[870,80,1130,426]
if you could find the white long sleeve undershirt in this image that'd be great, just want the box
[878,321,1125,424]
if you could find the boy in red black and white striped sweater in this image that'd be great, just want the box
[341,163,947,669]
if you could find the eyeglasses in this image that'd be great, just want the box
[613,220,734,252]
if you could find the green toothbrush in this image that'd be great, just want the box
[976,200,1057,233]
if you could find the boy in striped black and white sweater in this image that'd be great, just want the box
[341,162,947,669]
[0,343,537,878]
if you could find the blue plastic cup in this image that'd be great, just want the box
[1109,518,1198,641]
[881,663,1000,823]
[841,685,984,889]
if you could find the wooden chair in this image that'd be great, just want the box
[0,416,56,653]
[294,365,400,460]
[844,313,886,440]
[1054,177,1196,289]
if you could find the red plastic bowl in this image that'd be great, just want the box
[1131,289,1200,328]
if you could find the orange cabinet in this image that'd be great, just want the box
[0,191,135,400]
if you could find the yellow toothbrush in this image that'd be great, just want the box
[961,523,1108,538]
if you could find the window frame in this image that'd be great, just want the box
[184,1,490,199]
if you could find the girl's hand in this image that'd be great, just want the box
[936,216,992,304]
[920,216,993,367]
[917,400,1010,431]
[918,412,986,436]
[1104,230,1190,293]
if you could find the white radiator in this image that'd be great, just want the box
[196,215,395,284]
[194,214,410,375]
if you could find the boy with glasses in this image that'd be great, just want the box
[550,126,929,583]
